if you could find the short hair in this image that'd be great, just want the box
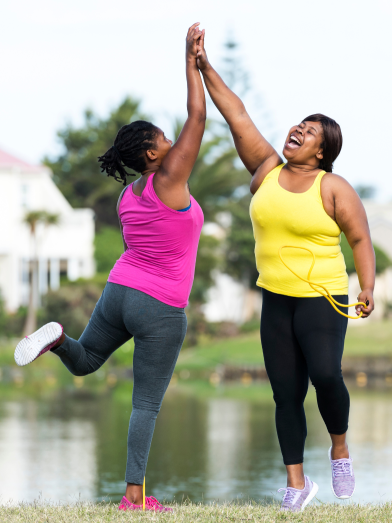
[303,114,343,173]
[98,120,159,185]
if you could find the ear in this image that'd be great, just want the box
[316,149,323,160]
[146,149,158,161]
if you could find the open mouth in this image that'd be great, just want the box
[285,134,302,149]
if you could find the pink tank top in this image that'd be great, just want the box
[108,173,204,308]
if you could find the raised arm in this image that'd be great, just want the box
[156,23,206,190]
[196,32,282,192]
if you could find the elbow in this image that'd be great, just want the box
[351,235,372,248]
[189,110,207,125]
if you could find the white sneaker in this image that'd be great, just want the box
[15,322,63,366]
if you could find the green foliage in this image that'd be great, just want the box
[223,194,259,287]
[0,293,27,338]
[190,233,220,304]
[94,227,124,273]
[340,234,355,274]
[44,97,146,228]
[374,244,391,274]
[355,184,376,199]
[40,283,103,339]
[24,210,59,231]
[340,234,391,275]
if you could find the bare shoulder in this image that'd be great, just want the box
[249,154,283,195]
[321,172,357,199]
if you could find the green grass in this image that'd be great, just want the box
[175,320,392,373]
[176,331,262,371]
[344,321,392,357]
[1,320,392,380]
[2,502,392,522]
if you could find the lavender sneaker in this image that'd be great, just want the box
[278,475,318,512]
[329,447,355,499]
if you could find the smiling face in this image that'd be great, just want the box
[283,121,324,168]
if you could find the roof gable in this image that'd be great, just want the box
[0,148,44,173]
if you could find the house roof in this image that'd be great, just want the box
[0,148,44,172]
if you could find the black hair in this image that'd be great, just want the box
[98,120,159,185]
[302,114,343,173]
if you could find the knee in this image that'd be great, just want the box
[273,388,305,408]
[311,370,343,391]
[71,369,91,377]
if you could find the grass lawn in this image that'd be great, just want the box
[1,320,392,376]
[175,320,392,372]
[2,502,392,522]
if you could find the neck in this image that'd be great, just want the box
[285,162,321,176]
[141,163,161,176]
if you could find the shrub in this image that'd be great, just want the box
[40,283,103,339]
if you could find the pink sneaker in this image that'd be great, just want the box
[15,322,63,366]
[118,495,172,512]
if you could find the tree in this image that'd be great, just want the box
[23,211,59,335]
[44,98,146,228]
[340,234,390,275]
[224,193,259,287]
[355,185,376,200]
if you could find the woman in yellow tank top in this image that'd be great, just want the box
[196,34,375,511]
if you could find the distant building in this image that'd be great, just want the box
[0,149,95,312]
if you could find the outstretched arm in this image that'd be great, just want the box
[197,32,282,192]
[157,23,206,189]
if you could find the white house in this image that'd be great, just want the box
[0,148,95,313]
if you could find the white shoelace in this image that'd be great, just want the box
[278,487,297,505]
[332,459,352,477]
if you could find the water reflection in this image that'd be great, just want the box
[0,401,97,503]
[0,385,391,505]
[207,399,250,500]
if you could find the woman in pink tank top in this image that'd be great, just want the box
[15,23,206,512]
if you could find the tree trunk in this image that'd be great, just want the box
[23,259,38,336]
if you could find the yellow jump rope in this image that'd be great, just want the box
[143,477,145,511]
[279,246,368,320]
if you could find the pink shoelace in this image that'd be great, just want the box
[146,496,164,509]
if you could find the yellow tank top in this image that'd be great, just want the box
[249,163,348,297]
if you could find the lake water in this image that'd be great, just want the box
[0,380,392,506]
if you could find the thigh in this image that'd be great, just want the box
[123,290,188,411]
[293,295,348,380]
[78,284,132,367]
[261,289,308,400]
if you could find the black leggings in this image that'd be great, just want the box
[261,289,349,465]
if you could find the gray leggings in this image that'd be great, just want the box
[52,282,187,484]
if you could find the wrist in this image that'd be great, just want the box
[359,288,374,294]
[200,61,212,74]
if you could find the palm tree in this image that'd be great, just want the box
[23,211,59,336]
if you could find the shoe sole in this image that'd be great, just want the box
[328,447,355,499]
[301,481,319,511]
[331,480,356,500]
[15,322,63,366]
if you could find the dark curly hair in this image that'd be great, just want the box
[303,114,343,173]
[98,121,159,186]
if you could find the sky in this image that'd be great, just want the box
[1,0,391,199]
